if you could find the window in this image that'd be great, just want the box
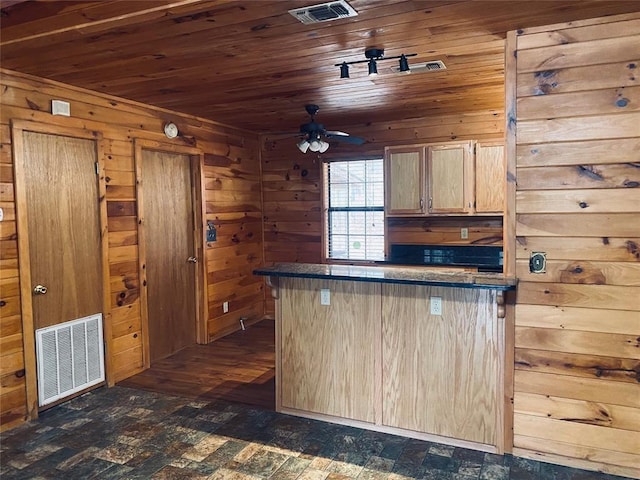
[325,159,384,261]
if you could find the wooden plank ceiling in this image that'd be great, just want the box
[1,0,639,134]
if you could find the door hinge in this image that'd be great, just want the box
[94,162,99,175]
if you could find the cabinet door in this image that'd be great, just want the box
[427,142,473,213]
[475,142,505,213]
[280,277,380,423]
[382,284,499,445]
[384,147,425,216]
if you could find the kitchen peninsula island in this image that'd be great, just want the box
[254,263,517,454]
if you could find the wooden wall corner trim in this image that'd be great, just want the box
[504,30,517,278]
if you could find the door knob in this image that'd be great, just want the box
[187,256,198,263]
[33,285,48,295]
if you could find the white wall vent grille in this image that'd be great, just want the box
[289,0,357,24]
[390,60,447,74]
[36,314,105,407]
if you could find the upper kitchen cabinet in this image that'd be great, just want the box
[427,141,474,214]
[385,140,504,217]
[475,142,505,213]
[384,146,426,216]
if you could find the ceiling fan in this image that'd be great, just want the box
[296,104,365,153]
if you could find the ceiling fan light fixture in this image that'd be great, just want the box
[368,59,378,76]
[340,62,350,78]
[308,138,322,152]
[318,140,330,153]
[297,139,310,153]
[399,54,411,73]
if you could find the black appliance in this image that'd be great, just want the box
[387,244,503,272]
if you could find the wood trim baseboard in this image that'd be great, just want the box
[279,406,499,454]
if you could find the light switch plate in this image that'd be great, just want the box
[430,296,442,315]
[320,288,330,305]
[223,301,229,313]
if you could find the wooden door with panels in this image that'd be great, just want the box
[134,140,206,365]
[12,120,110,416]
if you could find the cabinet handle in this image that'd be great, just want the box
[428,197,433,210]
[420,198,424,210]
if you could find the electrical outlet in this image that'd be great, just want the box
[430,296,442,315]
[461,228,469,240]
[0,207,3,222]
[320,288,330,305]
[223,301,229,313]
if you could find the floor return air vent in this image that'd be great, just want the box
[288,0,358,24]
[36,314,105,407]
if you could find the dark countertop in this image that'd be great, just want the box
[254,263,517,290]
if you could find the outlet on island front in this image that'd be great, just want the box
[430,296,442,315]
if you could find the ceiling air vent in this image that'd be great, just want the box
[289,0,358,24]
[390,60,447,74]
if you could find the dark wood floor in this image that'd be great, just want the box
[118,319,275,410]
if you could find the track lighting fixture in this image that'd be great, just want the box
[335,48,416,78]
[340,62,350,79]
[368,59,378,76]
[399,54,410,73]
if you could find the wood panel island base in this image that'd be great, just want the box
[254,263,517,454]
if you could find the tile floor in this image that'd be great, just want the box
[0,386,630,479]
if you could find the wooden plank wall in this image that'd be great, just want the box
[508,13,640,478]
[0,69,263,431]
[261,110,505,314]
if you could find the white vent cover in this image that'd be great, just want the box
[289,0,357,24]
[390,60,447,74]
[36,314,105,407]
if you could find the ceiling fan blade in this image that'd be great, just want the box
[325,132,366,145]
[325,130,350,137]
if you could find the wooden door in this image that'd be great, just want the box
[475,142,505,213]
[384,147,425,216]
[22,132,102,329]
[428,142,473,213]
[140,149,197,363]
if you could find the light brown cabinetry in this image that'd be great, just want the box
[279,277,380,423]
[384,147,425,215]
[428,142,474,213]
[273,274,508,452]
[384,140,504,216]
[475,142,505,213]
[382,284,500,445]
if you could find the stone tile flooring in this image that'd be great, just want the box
[0,386,630,479]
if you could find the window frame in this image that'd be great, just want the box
[322,157,385,264]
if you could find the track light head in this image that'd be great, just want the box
[340,62,350,79]
[368,59,378,76]
[399,54,411,73]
